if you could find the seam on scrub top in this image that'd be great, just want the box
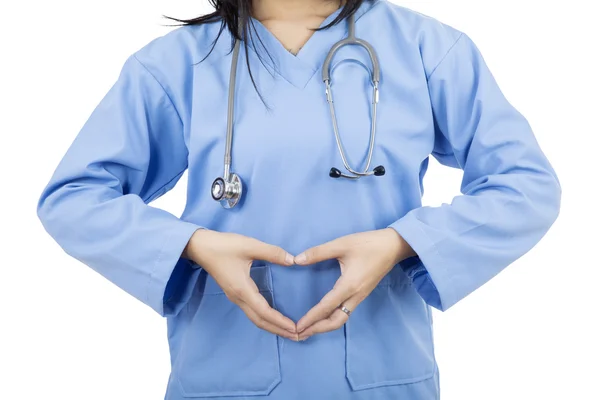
[132,53,184,128]
[432,149,459,165]
[132,54,190,206]
[412,222,458,310]
[426,32,464,82]
[348,371,436,390]
[146,229,175,315]
[141,168,187,204]
[356,0,383,22]
[198,289,273,297]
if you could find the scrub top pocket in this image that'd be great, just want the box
[174,265,282,398]
[344,263,436,391]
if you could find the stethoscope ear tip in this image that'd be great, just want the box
[329,167,343,178]
[373,165,386,176]
[329,165,385,179]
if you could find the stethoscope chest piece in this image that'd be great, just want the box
[211,174,243,209]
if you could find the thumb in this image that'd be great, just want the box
[294,239,344,266]
[248,240,295,266]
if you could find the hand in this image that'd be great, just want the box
[294,228,416,340]
[184,229,298,340]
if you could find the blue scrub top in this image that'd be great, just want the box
[37,0,561,398]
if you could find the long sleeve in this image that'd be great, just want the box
[37,53,202,317]
[390,32,561,311]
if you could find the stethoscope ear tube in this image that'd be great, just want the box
[323,12,384,180]
[322,12,380,84]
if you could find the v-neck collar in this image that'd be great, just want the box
[245,0,381,88]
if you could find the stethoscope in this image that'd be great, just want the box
[211,11,384,209]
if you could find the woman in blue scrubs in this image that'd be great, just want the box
[37,0,561,398]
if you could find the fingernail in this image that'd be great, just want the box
[295,253,306,264]
[297,327,305,334]
[287,327,296,334]
[299,335,309,341]
[285,253,294,265]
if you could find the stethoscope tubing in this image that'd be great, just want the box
[224,34,241,182]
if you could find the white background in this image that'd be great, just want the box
[1,0,598,399]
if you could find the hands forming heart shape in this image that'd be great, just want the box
[183,228,416,342]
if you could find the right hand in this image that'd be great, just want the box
[183,229,298,341]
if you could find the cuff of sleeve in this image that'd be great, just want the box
[145,221,202,317]
[162,258,203,317]
[399,258,443,310]
[389,212,456,311]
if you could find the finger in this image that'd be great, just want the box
[227,278,297,333]
[238,302,298,341]
[242,283,297,334]
[247,239,294,266]
[296,278,355,332]
[299,309,348,340]
[294,239,345,266]
[299,293,363,340]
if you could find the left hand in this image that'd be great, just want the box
[294,228,416,341]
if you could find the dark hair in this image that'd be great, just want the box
[163,0,365,104]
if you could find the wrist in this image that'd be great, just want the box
[384,227,416,263]
[182,228,211,263]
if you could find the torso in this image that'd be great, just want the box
[136,1,462,398]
